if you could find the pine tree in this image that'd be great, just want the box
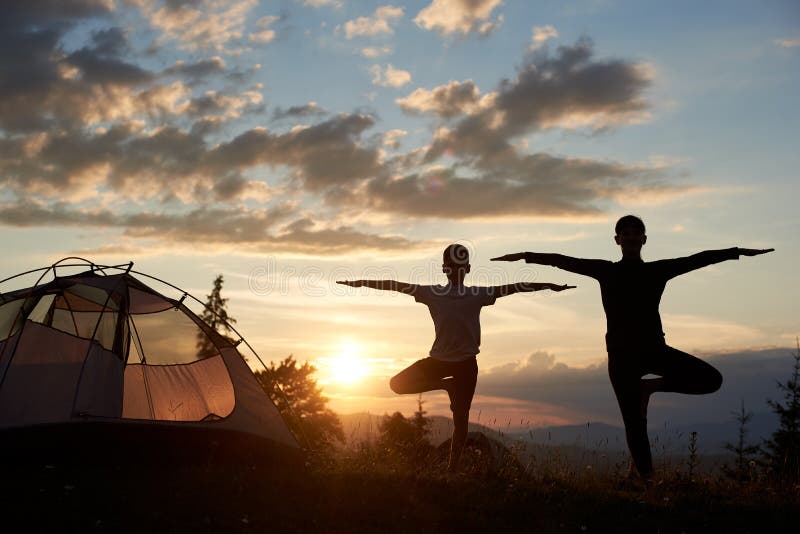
[196,274,236,358]
[762,338,800,480]
[377,397,433,464]
[254,355,344,453]
[411,394,431,443]
[723,400,760,482]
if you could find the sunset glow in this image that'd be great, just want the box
[0,1,796,429]
[328,341,369,385]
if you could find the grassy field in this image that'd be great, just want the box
[3,443,797,533]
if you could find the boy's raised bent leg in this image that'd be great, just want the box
[389,357,478,471]
[389,357,451,395]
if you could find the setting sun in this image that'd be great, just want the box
[329,341,368,384]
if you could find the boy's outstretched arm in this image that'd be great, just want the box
[493,282,576,298]
[491,252,607,278]
[336,280,418,295]
[662,247,774,279]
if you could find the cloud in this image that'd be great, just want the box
[64,31,153,87]
[414,0,503,38]
[0,201,424,254]
[0,3,688,253]
[184,89,263,120]
[356,154,678,219]
[69,243,150,257]
[1,0,113,28]
[343,6,404,39]
[396,79,488,118]
[249,30,276,44]
[271,102,328,121]
[2,123,215,201]
[317,36,676,221]
[383,129,407,149]
[478,347,797,426]
[423,38,652,164]
[248,15,280,43]
[774,37,800,48]
[319,40,671,221]
[530,24,558,49]
[135,0,258,53]
[391,39,654,196]
[0,5,251,135]
[0,5,180,133]
[264,218,424,254]
[1,113,383,202]
[369,64,412,88]
[361,46,393,58]
[162,56,227,84]
[301,0,342,8]
[208,113,384,192]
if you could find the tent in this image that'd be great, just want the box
[0,258,299,462]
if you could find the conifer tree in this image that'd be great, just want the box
[412,394,431,443]
[723,400,760,482]
[255,355,344,452]
[762,338,800,480]
[377,397,433,464]
[196,274,236,358]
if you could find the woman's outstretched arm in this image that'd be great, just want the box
[659,247,774,279]
[492,252,609,278]
[492,282,576,298]
[336,280,418,294]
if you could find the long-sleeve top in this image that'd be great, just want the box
[526,248,740,351]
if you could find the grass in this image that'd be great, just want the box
[2,441,798,533]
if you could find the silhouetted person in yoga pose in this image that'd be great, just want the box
[338,244,574,472]
[492,215,773,479]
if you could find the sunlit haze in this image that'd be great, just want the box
[0,0,797,430]
[323,340,369,384]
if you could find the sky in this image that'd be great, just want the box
[1,0,798,429]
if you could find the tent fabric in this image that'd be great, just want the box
[216,347,296,447]
[122,356,234,421]
[0,321,89,426]
[0,267,298,451]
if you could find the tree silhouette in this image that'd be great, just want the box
[254,355,344,453]
[411,394,431,441]
[197,274,236,358]
[762,338,800,480]
[723,400,760,482]
[377,397,433,464]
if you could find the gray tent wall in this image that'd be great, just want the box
[0,260,298,451]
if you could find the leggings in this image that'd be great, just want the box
[389,357,478,415]
[608,344,723,476]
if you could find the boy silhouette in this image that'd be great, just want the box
[492,215,773,479]
[337,244,574,471]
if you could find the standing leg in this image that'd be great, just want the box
[608,355,653,478]
[447,358,478,472]
[449,410,469,472]
[612,345,723,479]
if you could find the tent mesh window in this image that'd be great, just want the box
[0,274,236,425]
[123,293,235,422]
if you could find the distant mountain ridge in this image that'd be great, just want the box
[338,411,778,454]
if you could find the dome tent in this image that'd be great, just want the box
[0,258,299,463]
